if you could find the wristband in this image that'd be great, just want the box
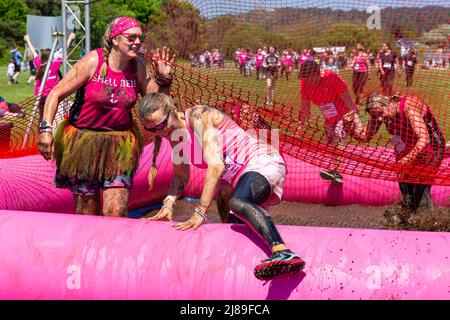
[161,205,173,212]
[164,195,176,205]
[154,73,173,87]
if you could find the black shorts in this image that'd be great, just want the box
[14,63,20,73]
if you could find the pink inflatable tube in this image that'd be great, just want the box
[0,139,448,212]
[1,209,449,300]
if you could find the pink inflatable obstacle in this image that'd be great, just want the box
[1,209,449,300]
[1,140,448,213]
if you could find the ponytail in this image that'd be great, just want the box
[148,135,162,191]
[100,21,115,78]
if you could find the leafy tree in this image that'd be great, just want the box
[89,2,135,49]
[0,0,28,62]
[23,0,61,16]
[147,0,201,57]
[105,0,161,24]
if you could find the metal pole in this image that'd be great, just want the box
[21,33,63,150]
[61,0,68,76]
[85,0,91,52]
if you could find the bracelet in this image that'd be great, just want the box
[164,195,176,205]
[161,205,173,212]
[194,207,207,222]
[154,73,173,87]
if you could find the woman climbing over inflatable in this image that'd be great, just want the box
[139,92,305,281]
[342,92,446,212]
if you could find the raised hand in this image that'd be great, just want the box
[151,47,176,76]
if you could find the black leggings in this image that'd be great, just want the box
[399,182,432,211]
[229,172,284,248]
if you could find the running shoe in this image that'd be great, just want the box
[254,249,305,281]
[319,170,343,184]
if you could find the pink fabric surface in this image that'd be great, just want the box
[1,209,449,299]
[0,139,449,212]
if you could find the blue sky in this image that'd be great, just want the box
[188,0,450,17]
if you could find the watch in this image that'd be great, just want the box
[38,121,52,133]
[39,121,51,129]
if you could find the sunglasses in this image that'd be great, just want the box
[143,113,169,132]
[121,33,145,43]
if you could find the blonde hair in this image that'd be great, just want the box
[140,93,178,190]
[100,20,116,78]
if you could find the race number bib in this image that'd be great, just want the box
[392,134,406,153]
[354,63,359,71]
[383,62,392,69]
[407,61,413,66]
[221,153,244,184]
[319,102,339,119]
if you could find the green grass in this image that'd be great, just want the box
[0,65,35,103]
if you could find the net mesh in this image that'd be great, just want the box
[1,0,449,187]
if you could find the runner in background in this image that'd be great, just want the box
[404,49,417,87]
[262,46,281,105]
[378,43,398,96]
[351,44,370,104]
[254,49,265,80]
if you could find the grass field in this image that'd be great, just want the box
[176,60,450,138]
[0,66,35,103]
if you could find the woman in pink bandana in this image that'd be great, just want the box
[37,17,175,217]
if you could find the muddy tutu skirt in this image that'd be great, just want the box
[53,120,143,195]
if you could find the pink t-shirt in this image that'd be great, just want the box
[238,52,249,65]
[69,49,139,131]
[282,54,294,67]
[254,53,265,68]
[353,54,368,73]
[34,56,62,97]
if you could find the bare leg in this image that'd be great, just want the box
[74,193,101,215]
[103,188,129,217]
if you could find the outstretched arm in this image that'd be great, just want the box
[342,111,382,143]
[67,32,76,49]
[175,106,225,230]
[38,50,97,160]
[299,99,311,124]
[23,35,38,59]
[144,138,191,222]
[397,106,430,165]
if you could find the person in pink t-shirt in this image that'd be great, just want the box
[139,92,305,281]
[281,50,294,80]
[24,33,76,123]
[37,17,175,217]
[350,44,370,104]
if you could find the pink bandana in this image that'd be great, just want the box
[109,17,142,40]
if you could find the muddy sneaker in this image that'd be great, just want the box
[320,170,343,184]
[254,249,305,281]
